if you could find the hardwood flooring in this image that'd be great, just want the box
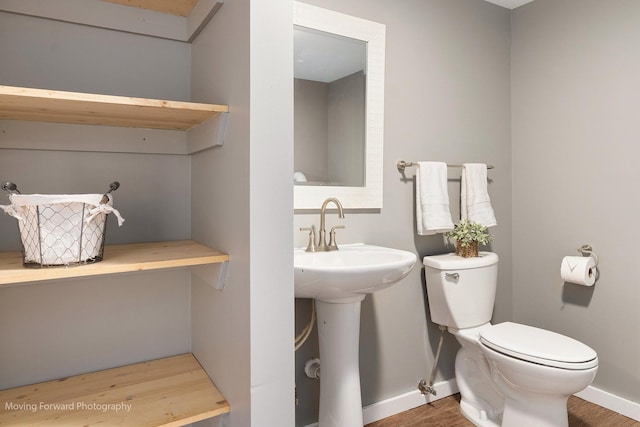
[365,394,639,427]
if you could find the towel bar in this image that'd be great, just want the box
[397,160,495,173]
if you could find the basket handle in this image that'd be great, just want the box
[101,181,120,204]
[108,181,120,193]
[0,182,23,220]
[1,181,20,194]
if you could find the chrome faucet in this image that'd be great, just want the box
[317,197,345,251]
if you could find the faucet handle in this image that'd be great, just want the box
[300,227,317,252]
[328,225,345,251]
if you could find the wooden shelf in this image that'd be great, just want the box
[0,353,230,427]
[0,240,229,286]
[0,85,228,131]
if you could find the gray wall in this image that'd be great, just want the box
[512,0,640,404]
[0,11,192,250]
[328,71,365,186]
[293,0,512,425]
[191,0,295,425]
[0,12,193,387]
[295,71,365,186]
[295,78,329,182]
[0,10,190,100]
[190,0,252,424]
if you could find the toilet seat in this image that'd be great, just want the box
[480,322,598,370]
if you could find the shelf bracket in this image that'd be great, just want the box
[187,112,229,154]
[191,261,229,290]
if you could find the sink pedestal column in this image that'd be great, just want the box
[316,298,365,427]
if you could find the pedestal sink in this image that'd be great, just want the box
[294,243,417,427]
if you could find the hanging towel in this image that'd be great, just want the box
[461,163,497,227]
[416,162,454,235]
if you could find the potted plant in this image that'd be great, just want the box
[445,219,493,257]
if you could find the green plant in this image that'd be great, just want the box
[445,219,493,248]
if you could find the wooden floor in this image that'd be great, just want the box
[366,394,640,427]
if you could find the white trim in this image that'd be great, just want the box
[303,379,459,427]
[363,379,459,424]
[576,385,640,422]
[303,380,640,427]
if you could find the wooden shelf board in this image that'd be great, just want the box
[0,85,228,131]
[0,240,229,286]
[0,353,230,427]
[103,0,200,17]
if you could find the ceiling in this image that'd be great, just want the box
[484,0,535,9]
[294,27,366,83]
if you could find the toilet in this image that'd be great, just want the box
[423,252,598,427]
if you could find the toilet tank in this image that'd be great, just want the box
[423,252,498,329]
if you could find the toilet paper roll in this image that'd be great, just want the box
[561,256,596,286]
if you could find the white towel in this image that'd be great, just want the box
[461,163,497,227]
[416,162,454,235]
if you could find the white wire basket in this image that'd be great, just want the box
[1,182,124,268]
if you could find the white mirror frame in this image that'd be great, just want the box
[293,2,386,209]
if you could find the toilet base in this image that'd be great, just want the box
[452,327,505,427]
[501,395,569,427]
[460,399,501,427]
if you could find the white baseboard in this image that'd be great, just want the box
[302,379,458,427]
[361,382,640,424]
[576,385,640,422]
[362,378,459,424]
[303,381,640,427]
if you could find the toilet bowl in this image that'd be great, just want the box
[479,322,598,427]
[423,252,598,427]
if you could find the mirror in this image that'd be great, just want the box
[293,2,385,209]
[294,27,366,187]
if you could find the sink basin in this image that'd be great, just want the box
[294,243,417,303]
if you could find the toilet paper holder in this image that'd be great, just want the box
[577,244,599,266]
[577,244,599,280]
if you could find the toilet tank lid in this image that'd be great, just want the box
[480,322,598,368]
[422,252,498,270]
